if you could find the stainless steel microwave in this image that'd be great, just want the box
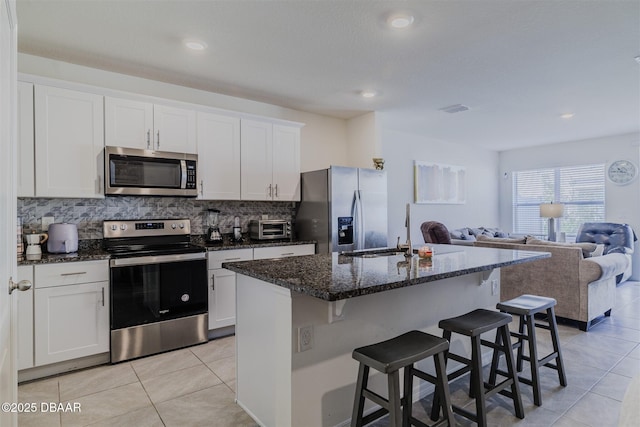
[105,146,198,197]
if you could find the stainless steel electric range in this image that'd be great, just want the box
[103,219,208,363]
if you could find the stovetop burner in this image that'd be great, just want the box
[103,219,204,258]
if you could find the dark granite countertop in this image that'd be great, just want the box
[223,244,551,301]
[18,237,316,266]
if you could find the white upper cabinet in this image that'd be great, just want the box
[17,81,35,197]
[105,96,196,154]
[241,120,301,201]
[196,112,241,200]
[104,97,153,150]
[272,124,301,201]
[34,85,104,198]
[241,119,273,200]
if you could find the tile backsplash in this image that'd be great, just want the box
[18,197,296,240]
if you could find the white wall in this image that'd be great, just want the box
[345,111,379,169]
[17,53,347,172]
[376,121,500,248]
[499,132,640,280]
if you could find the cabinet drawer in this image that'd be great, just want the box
[34,260,109,288]
[253,244,315,260]
[208,248,253,269]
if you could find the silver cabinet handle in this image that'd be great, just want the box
[281,252,294,256]
[268,184,273,198]
[211,275,215,291]
[8,277,31,295]
[101,287,105,307]
[275,184,279,198]
[224,257,241,261]
[156,130,160,149]
[200,180,204,196]
[146,129,151,149]
[60,271,87,276]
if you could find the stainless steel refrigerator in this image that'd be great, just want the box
[295,166,388,253]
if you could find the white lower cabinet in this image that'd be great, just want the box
[17,266,34,370]
[207,244,315,331]
[33,260,109,366]
[207,249,252,331]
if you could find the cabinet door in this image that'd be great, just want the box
[34,281,109,366]
[241,119,273,200]
[208,269,237,330]
[104,97,154,150]
[153,104,197,154]
[17,82,34,197]
[197,112,241,200]
[272,125,301,201]
[34,85,104,198]
[17,266,34,370]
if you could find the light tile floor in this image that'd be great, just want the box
[18,281,640,427]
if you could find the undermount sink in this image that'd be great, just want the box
[340,248,409,258]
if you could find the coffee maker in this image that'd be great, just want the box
[205,209,223,244]
[25,232,48,259]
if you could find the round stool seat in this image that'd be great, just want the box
[439,308,512,337]
[353,330,448,374]
[497,294,557,315]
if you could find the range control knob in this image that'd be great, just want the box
[120,224,127,231]
[171,223,177,229]
[179,223,185,229]
[111,224,118,231]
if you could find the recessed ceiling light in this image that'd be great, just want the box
[388,14,414,29]
[635,55,640,64]
[560,113,575,119]
[184,39,207,51]
[361,90,377,98]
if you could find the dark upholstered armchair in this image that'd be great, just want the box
[420,221,452,244]
[576,222,636,283]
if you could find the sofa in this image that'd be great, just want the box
[474,235,630,331]
[449,226,514,246]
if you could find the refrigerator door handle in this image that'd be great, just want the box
[355,190,365,249]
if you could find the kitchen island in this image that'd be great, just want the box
[223,244,549,427]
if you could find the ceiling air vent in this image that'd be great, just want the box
[439,104,470,114]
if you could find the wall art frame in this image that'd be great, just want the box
[413,161,466,204]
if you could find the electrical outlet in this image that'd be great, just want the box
[41,216,55,231]
[491,279,498,296]
[262,214,269,220]
[298,325,313,352]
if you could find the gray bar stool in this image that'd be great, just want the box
[430,309,524,427]
[488,294,567,406]
[351,330,455,427]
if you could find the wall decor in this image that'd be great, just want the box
[414,161,466,204]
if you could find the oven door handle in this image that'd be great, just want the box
[110,252,206,267]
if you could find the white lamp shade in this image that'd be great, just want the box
[540,203,564,218]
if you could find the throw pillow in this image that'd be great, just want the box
[476,235,526,244]
[590,244,606,257]
[449,229,464,240]
[525,237,598,257]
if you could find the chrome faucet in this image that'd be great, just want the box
[396,203,413,257]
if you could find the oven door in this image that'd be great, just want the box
[110,252,207,330]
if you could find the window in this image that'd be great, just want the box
[512,164,605,238]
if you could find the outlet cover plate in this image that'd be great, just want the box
[41,216,55,231]
[298,325,313,352]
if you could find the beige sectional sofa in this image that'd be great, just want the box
[473,237,629,331]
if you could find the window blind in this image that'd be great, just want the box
[512,164,605,237]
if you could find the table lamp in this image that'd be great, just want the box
[540,202,564,241]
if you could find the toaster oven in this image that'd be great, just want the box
[249,220,291,240]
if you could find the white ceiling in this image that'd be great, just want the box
[16,0,640,151]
